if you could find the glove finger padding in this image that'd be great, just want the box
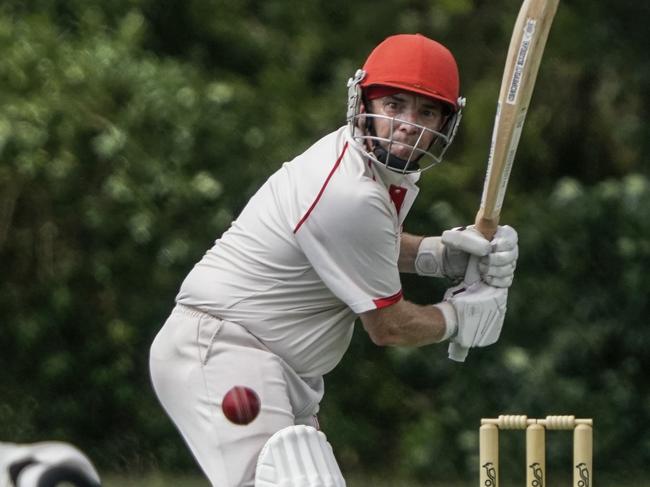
[445,281,508,349]
[479,225,519,288]
[482,247,518,267]
[478,257,516,287]
[437,226,491,280]
[481,272,514,288]
[479,259,516,277]
[441,226,491,256]
[492,224,518,249]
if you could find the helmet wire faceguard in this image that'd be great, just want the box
[347,69,466,174]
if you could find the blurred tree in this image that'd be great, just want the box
[0,4,260,469]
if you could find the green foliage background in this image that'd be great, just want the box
[1,0,649,482]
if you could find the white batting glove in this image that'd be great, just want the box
[414,226,490,278]
[415,225,518,288]
[479,225,518,288]
[434,280,508,351]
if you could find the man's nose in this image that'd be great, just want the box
[396,111,419,132]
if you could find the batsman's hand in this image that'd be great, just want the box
[434,280,508,352]
[414,226,489,279]
[440,225,518,288]
[478,225,518,288]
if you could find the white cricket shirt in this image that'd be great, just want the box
[177,126,420,377]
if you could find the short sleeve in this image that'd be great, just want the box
[294,181,402,314]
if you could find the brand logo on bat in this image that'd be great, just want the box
[507,18,537,105]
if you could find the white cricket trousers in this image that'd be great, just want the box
[149,305,323,487]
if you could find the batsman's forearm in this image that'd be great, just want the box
[398,232,425,273]
[360,299,449,347]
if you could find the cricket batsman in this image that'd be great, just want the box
[149,33,518,486]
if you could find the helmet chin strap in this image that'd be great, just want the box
[371,141,420,173]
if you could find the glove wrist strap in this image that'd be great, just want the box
[433,302,458,342]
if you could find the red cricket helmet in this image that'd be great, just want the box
[360,33,461,111]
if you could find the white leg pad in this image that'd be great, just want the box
[255,425,346,487]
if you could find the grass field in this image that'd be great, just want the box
[101,474,469,487]
[102,472,645,487]
[103,473,209,487]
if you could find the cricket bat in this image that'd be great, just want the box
[448,0,560,362]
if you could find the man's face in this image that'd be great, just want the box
[368,92,446,161]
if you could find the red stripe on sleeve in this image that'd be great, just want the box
[373,290,403,308]
[293,142,349,234]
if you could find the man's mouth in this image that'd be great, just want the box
[383,139,419,158]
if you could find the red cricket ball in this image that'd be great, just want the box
[221,386,261,425]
